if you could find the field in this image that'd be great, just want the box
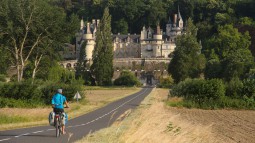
[76,88,255,143]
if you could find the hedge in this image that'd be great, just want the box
[0,80,84,108]
[171,78,225,104]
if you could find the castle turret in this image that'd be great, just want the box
[86,23,91,34]
[153,24,162,40]
[80,18,84,30]
[140,26,146,41]
[83,22,94,60]
[177,5,183,28]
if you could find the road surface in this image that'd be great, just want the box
[0,86,153,143]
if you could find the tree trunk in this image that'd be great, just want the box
[31,54,43,83]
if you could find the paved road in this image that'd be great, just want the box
[0,86,153,143]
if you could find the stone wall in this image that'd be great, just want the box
[60,58,170,81]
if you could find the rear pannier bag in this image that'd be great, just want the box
[48,111,55,126]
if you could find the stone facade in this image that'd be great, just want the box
[73,8,184,60]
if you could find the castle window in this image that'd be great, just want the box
[148,33,152,38]
[146,45,152,51]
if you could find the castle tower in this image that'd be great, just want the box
[84,23,94,60]
[153,24,163,57]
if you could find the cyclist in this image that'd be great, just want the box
[51,89,69,134]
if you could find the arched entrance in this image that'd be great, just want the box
[146,71,154,85]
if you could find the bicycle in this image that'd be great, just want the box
[54,111,63,137]
[53,106,68,137]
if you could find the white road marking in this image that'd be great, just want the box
[0,138,11,142]
[2,88,150,142]
[15,133,31,138]
[32,130,44,134]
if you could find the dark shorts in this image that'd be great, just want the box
[53,108,64,114]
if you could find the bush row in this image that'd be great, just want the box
[170,78,255,109]
[0,80,83,108]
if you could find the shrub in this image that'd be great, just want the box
[242,79,255,98]
[0,74,6,82]
[114,71,141,86]
[225,77,243,98]
[170,78,255,109]
[40,81,83,104]
[0,79,84,107]
[158,76,174,88]
[0,81,43,101]
[47,64,77,84]
[171,78,225,105]
[219,96,250,109]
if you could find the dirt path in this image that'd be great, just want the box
[120,88,255,143]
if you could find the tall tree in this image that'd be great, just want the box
[168,19,206,83]
[205,24,254,81]
[0,0,78,82]
[90,7,114,86]
[0,46,11,74]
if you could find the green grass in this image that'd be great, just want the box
[0,115,32,124]
[0,114,47,125]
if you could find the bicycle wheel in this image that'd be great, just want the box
[55,118,60,137]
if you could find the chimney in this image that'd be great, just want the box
[156,24,160,34]
[173,14,177,25]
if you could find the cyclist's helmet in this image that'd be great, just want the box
[57,89,63,94]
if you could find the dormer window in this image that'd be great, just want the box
[148,33,152,39]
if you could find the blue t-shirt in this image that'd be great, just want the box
[51,93,66,109]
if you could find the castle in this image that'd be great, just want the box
[64,8,184,61]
